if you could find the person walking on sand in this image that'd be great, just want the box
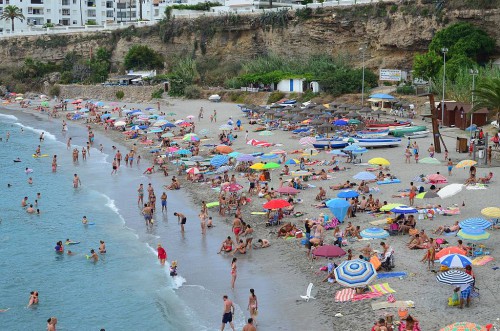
[447,158,453,176]
[428,143,435,158]
[404,147,412,164]
[174,212,187,232]
[73,174,81,188]
[409,182,417,206]
[247,289,258,325]
[221,295,235,331]
[231,258,237,289]
[157,244,167,265]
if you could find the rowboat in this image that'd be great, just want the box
[390,126,428,137]
[404,130,430,139]
[357,129,389,138]
[312,139,349,149]
[366,122,411,130]
[356,138,402,147]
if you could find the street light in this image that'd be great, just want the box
[441,47,448,127]
[469,69,479,137]
[360,46,366,106]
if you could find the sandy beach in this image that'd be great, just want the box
[2,96,500,330]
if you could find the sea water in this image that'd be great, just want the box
[0,111,243,330]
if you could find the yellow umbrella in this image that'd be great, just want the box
[368,157,390,166]
[481,207,500,218]
[380,203,404,212]
[455,159,477,168]
[250,163,265,170]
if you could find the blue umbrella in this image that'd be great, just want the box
[391,206,418,214]
[216,165,232,173]
[139,125,149,130]
[334,259,377,287]
[360,227,389,239]
[72,114,82,120]
[237,154,255,162]
[145,107,155,111]
[130,125,141,130]
[465,124,477,132]
[228,151,241,158]
[101,114,112,119]
[326,198,350,223]
[353,171,377,180]
[439,254,473,268]
[260,153,278,160]
[210,155,229,167]
[334,120,348,126]
[175,149,192,155]
[343,144,362,151]
[436,270,473,285]
[369,93,395,100]
[459,218,492,230]
[337,190,359,198]
[95,101,104,107]
[161,122,176,128]
[329,150,347,156]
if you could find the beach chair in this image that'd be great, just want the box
[300,283,316,302]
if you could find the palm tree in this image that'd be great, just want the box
[0,5,25,32]
[472,77,500,123]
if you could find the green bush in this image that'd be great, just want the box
[389,4,398,13]
[86,20,97,26]
[298,90,316,102]
[184,85,202,99]
[115,90,125,100]
[49,84,61,97]
[168,1,221,11]
[151,88,164,99]
[124,45,165,70]
[268,91,285,104]
[43,23,55,28]
[396,85,415,95]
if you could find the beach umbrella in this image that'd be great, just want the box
[174,119,187,125]
[101,114,112,120]
[216,166,232,173]
[152,120,168,127]
[166,147,179,153]
[380,203,404,212]
[459,218,492,230]
[236,154,255,162]
[178,122,192,127]
[329,150,348,156]
[343,144,361,151]
[440,322,485,331]
[456,160,477,168]
[285,159,300,165]
[198,128,210,136]
[130,125,141,130]
[228,151,241,158]
[368,157,390,166]
[313,245,346,258]
[360,227,389,239]
[161,132,174,138]
[439,254,473,269]
[149,128,163,133]
[183,135,200,142]
[216,145,233,154]
[437,184,463,199]
[343,137,359,144]
[114,121,126,127]
[303,148,319,156]
[161,122,176,128]
[428,174,448,183]
[276,186,301,195]
[258,130,274,136]
[263,199,290,210]
[457,228,490,241]
[167,112,177,116]
[219,124,232,131]
[337,190,359,198]
[270,149,287,155]
[435,247,467,259]
[334,119,348,126]
[249,163,265,170]
[299,137,317,146]
[419,157,441,165]
[186,167,200,175]
[391,206,417,214]
[175,149,192,155]
[416,191,439,199]
[223,183,243,192]
[436,270,474,286]
[94,101,104,107]
[186,115,195,120]
[348,119,361,125]
[260,153,279,160]
[41,101,49,107]
[189,156,205,162]
[353,172,377,181]
[481,207,500,218]
[291,170,312,177]
[326,198,350,223]
[263,162,280,170]
[334,259,377,287]
[210,155,229,167]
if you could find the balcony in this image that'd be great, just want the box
[31,0,44,3]
[87,1,95,7]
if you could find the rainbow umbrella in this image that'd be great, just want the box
[457,228,490,241]
[456,160,477,168]
[440,322,485,331]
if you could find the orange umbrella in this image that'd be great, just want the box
[216,145,233,154]
[435,247,467,259]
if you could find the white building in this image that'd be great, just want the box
[276,78,306,93]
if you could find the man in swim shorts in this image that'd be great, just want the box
[221,295,235,331]
[174,212,186,232]
[143,204,153,226]
[242,318,257,331]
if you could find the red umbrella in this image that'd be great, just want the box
[428,174,448,184]
[223,183,243,192]
[263,199,290,210]
[276,186,301,195]
[313,245,346,258]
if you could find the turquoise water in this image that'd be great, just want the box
[0,112,214,330]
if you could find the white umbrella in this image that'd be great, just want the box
[437,184,463,199]
[114,121,126,127]
[299,137,317,146]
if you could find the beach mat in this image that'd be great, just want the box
[370,219,389,225]
[377,179,401,185]
[472,256,494,266]
[376,272,407,279]
[369,283,396,294]
[335,288,355,302]
[352,292,383,302]
[371,301,415,311]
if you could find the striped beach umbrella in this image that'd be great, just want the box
[186,167,200,175]
[457,228,490,241]
[337,190,359,198]
[439,254,473,268]
[391,206,418,214]
[459,218,492,230]
[437,270,474,285]
[216,165,232,173]
[210,155,229,167]
[439,322,485,331]
[456,160,477,168]
[285,159,300,165]
[334,259,377,287]
[481,207,500,218]
[360,227,389,239]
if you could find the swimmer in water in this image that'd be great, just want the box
[21,197,28,207]
[14,157,21,162]
[37,193,41,199]
[27,291,39,307]
[88,249,99,262]
[99,240,106,254]
[81,216,88,224]
[26,204,35,213]
[25,167,33,174]
[27,177,33,185]
[73,174,81,188]
[67,250,75,255]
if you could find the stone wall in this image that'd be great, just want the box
[56,84,164,102]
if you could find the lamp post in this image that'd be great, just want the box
[440,48,448,127]
[360,46,366,106]
[469,69,479,137]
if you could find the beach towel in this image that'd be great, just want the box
[376,272,408,279]
[369,283,396,294]
[335,288,355,302]
[466,184,488,190]
[371,301,415,310]
[251,212,267,215]
[351,292,383,302]
[443,231,457,236]
[472,256,494,266]
[377,179,401,185]
[370,219,390,225]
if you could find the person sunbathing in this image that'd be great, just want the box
[309,224,325,246]
[478,172,493,184]
[464,175,477,185]
[330,180,351,190]
[407,234,427,249]
[312,201,327,208]
[434,221,460,235]
[277,223,294,237]
[315,187,326,201]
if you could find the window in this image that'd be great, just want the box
[47,19,51,23]
[28,7,33,14]
[61,19,70,25]
[62,0,69,5]
[87,9,96,17]
[32,8,43,14]
[106,10,113,17]
[106,1,113,8]
[31,0,43,4]
[73,20,77,24]
[62,9,70,15]
[73,0,76,4]
[46,9,50,13]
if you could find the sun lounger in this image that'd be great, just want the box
[377,179,401,185]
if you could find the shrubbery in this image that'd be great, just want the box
[184,85,202,99]
[115,90,125,99]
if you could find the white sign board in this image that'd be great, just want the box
[379,69,402,81]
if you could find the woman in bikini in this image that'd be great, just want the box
[248,289,258,325]
[231,258,237,289]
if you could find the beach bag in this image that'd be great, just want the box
[448,292,460,306]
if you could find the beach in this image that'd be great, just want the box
[1,96,499,330]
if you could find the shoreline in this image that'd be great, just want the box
[2,97,500,330]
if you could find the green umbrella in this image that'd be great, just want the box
[348,119,361,125]
[263,162,280,169]
[419,157,441,165]
[167,112,177,116]
[41,101,49,107]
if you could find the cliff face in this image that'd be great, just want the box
[0,4,498,73]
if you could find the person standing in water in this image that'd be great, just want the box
[221,295,235,331]
[73,174,81,188]
[99,240,106,254]
[111,158,118,175]
[138,184,144,206]
[174,212,187,232]
[160,192,167,212]
[157,244,167,265]
[88,249,99,262]
[46,317,57,331]
[67,137,71,150]
[199,210,207,235]
[247,289,258,325]
[52,155,57,172]
[231,258,237,289]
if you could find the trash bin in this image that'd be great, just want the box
[456,137,468,153]
[478,149,485,159]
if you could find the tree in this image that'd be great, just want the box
[412,51,442,80]
[0,5,25,32]
[124,45,164,70]
[472,77,500,121]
